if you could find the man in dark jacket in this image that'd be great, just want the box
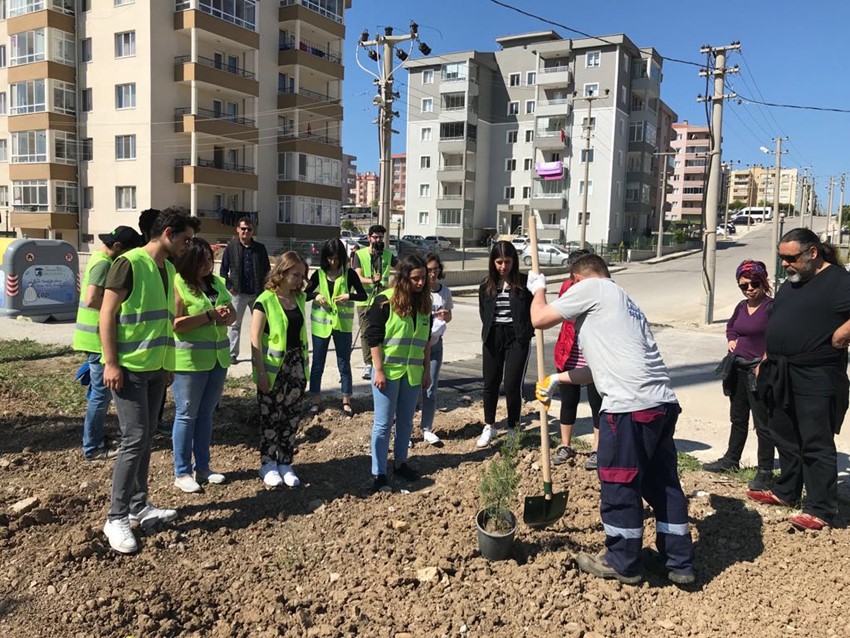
[220,217,270,364]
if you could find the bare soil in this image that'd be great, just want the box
[1,354,850,637]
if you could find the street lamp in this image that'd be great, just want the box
[775,212,787,288]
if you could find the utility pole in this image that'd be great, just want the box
[574,89,609,249]
[826,176,835,243]
[721,161,736,238]
[800,167,810,228]
[760,137,787,288]
[653,151,676,259]
[357,24,431,232]
[836,173,846,247]
[697,42,739,325]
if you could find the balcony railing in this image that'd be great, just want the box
[540,97,569,107]
[439,135,465,142]
[279,0,343,24]
[13,204,49,212]
[10,0,74,18]
[439,194,464,200]
[197,208,259,225]
[277,131,341,146]
[541,65,569,74]
[175,106,256,127]
[175,0,257,31]
[278,38,342,64]
[278,85,339,103]
[174,54,256,79]
[176,158,255,174]
[440,164,464,170]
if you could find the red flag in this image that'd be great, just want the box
[560,129,565,143]
[307,122,312,137]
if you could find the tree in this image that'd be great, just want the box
[341,220,359,232]
[729,200,746,212]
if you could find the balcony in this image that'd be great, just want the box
[436,194,472,209]
[174,55,259,96]
[438,136,476,154]
[536,65,571,87]
[175,107,258,143]
[278,39,343,80]
[11,209,78,231]
[279,0,345,39]
[277,86,342,118]
[175,158,258,190]
[7,2,75,36]
[174,1,259,49]
[436,165,474,182]
[277,131,342,159]
[533,130,568,150]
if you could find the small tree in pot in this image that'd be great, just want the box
[476,427,522,560]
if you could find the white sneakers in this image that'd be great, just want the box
[278,464,300,488]
[423,430,442,446]
[195,469,225,485]
[361,365,372,380]
[129,502,178,526]
[476,425,495,448]
[260,462,300,487]
[174,475,202,493]
[103,517,137,554]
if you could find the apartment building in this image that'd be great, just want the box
[391,153,405,215]
[756,166,799,209]
[729,167,757,207]
[342,152,356,205]
[402,31,675,246]
[667,121,710,223]
[0,0,349,250]
[352,170,376,207]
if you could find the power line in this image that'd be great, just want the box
[736,93,850,114]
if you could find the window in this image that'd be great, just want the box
[53,81,75,115]
[115,0,134,5]
[525,100,535,114]
[0,139,6,162]
[81,138,92,161]
[523,158,533,171]
[506,130,517,144]
[525,130,534,142]
[437,209,461,226]
[10,29,45,66]
[12,131,46,163]
[418,211,428,225]
[80,38,92,63]
[83,187,93,210]
[114,31,135,58]
[629,121,643,142]
[0,93,6,115]
[505,159,516,171]
[421,98,433,113]
[116,186,136,210]
[10,80,45,114]
[441,62,467,82]
[55,181,77,211]
[115,134,136,160]
[81,88,92,112]
[0,186,7,208]
[52,29,75,66]
[420,127,432,142]
[507,101,519,116]
[526,71,536,85]
[579,180,593,196]
[12,180,48,210]
[442,92,465,110]
[581,149,594,163]
[577,212,591,226]
[522,186,531,199]
[420,156,431,169]
[509,73,520,87]
[0,45,6,68]
[115,83,136,109]
[583,83,599,97]
[54,131,76,164]
[419,184,430,197]
[620,84,627,105]
[586,50,601,68]
[422,69,434,84]
[504,186,515,199]
[618,150,623,166]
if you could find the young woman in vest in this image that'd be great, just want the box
[366,254,433,494]
[476,241,534,447]
[417,252,453,446]
[304,238,367,416]
[171,237,236,493]
[251,251,310,488]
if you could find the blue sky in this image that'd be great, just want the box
[343,0,850,206]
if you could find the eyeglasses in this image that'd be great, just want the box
[370,234,384,240]
[738,281,762,292]
[778,251,803,264]
[238,227,253,232]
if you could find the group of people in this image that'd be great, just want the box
[74,215,848,582]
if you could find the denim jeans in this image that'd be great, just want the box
[82,352,112,458]
[228,293,257,360]
[420,338,443,433]
[171,364,228,477]
[371,373,421,476]
[309,330,353,397]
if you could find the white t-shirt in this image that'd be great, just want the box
[550,277,677,413]
[429,284,454,345]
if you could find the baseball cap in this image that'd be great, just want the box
[98,226,143,248]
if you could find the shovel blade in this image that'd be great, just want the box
[522,491,569,528]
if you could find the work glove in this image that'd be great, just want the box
[526,271,547,295]
[535,374,558,407]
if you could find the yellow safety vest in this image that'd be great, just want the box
[379,289,430,386]
[73,250,112,354]
[253,289,308,387]
[355,248,392,306]
[310,268,355,337]
[173,274,232,372]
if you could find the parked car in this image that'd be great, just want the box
[407,237,440,252]
[731,213,757,225]
[402,234,424,242]
[521,244,572,267]
[561,241,596,255]
[511,237,529,251]
[425,235,453,250]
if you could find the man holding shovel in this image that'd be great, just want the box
[528,254,694,586]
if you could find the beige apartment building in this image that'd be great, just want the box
[667,120,710,223]
[353,170,376,207]
[0,0,348,250]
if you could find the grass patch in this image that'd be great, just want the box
[677,452,702,474]
[0,338,72,363]
[724,466,759,484]
[224,375,254,391]
[4,369,88,414]
[571,437,592,452]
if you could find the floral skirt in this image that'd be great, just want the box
[257,349,307,465]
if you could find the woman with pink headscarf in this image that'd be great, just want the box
[704,260,776,490]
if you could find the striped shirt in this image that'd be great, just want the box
[494,288,512,324]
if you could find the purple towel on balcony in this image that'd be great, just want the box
[535,161,563,179]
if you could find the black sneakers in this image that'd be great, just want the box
[747,469,774,491]
[371,474,390,494]
[702,456,739,473]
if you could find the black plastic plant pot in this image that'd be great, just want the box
[476,509,517,561]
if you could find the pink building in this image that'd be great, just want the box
[668,121,710,222]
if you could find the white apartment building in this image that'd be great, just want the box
[402,31,676,247]
[0,0,349,250]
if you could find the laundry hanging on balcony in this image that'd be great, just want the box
[535,161,564,181]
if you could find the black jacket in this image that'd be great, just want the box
[220,238,270,295]
[478,273,534,343]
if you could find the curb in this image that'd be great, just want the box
[642,249,703,265]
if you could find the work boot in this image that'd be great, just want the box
[702,456,739,473]
[641,548,696,585]
[747,469,774,492]
[576,552,642,585]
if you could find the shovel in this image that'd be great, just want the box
[523,213,568,528]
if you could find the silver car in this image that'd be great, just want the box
[521,244,572,267]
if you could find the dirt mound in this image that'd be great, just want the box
[1,378,849,637]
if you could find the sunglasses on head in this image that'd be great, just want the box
[738,281,762,292]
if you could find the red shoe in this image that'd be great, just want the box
[746,489,790,506]
[788,513,829,531]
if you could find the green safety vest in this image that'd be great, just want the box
[173,274,232,372]
[355,248,392,306]
[253,289,308,388]
[112,248,177,372]
[310,268,355,337]
[379,289,430,386]
[73,250,113,354]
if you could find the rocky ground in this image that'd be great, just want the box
[1,344,849,637]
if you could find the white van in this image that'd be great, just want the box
[739,206,773,222]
